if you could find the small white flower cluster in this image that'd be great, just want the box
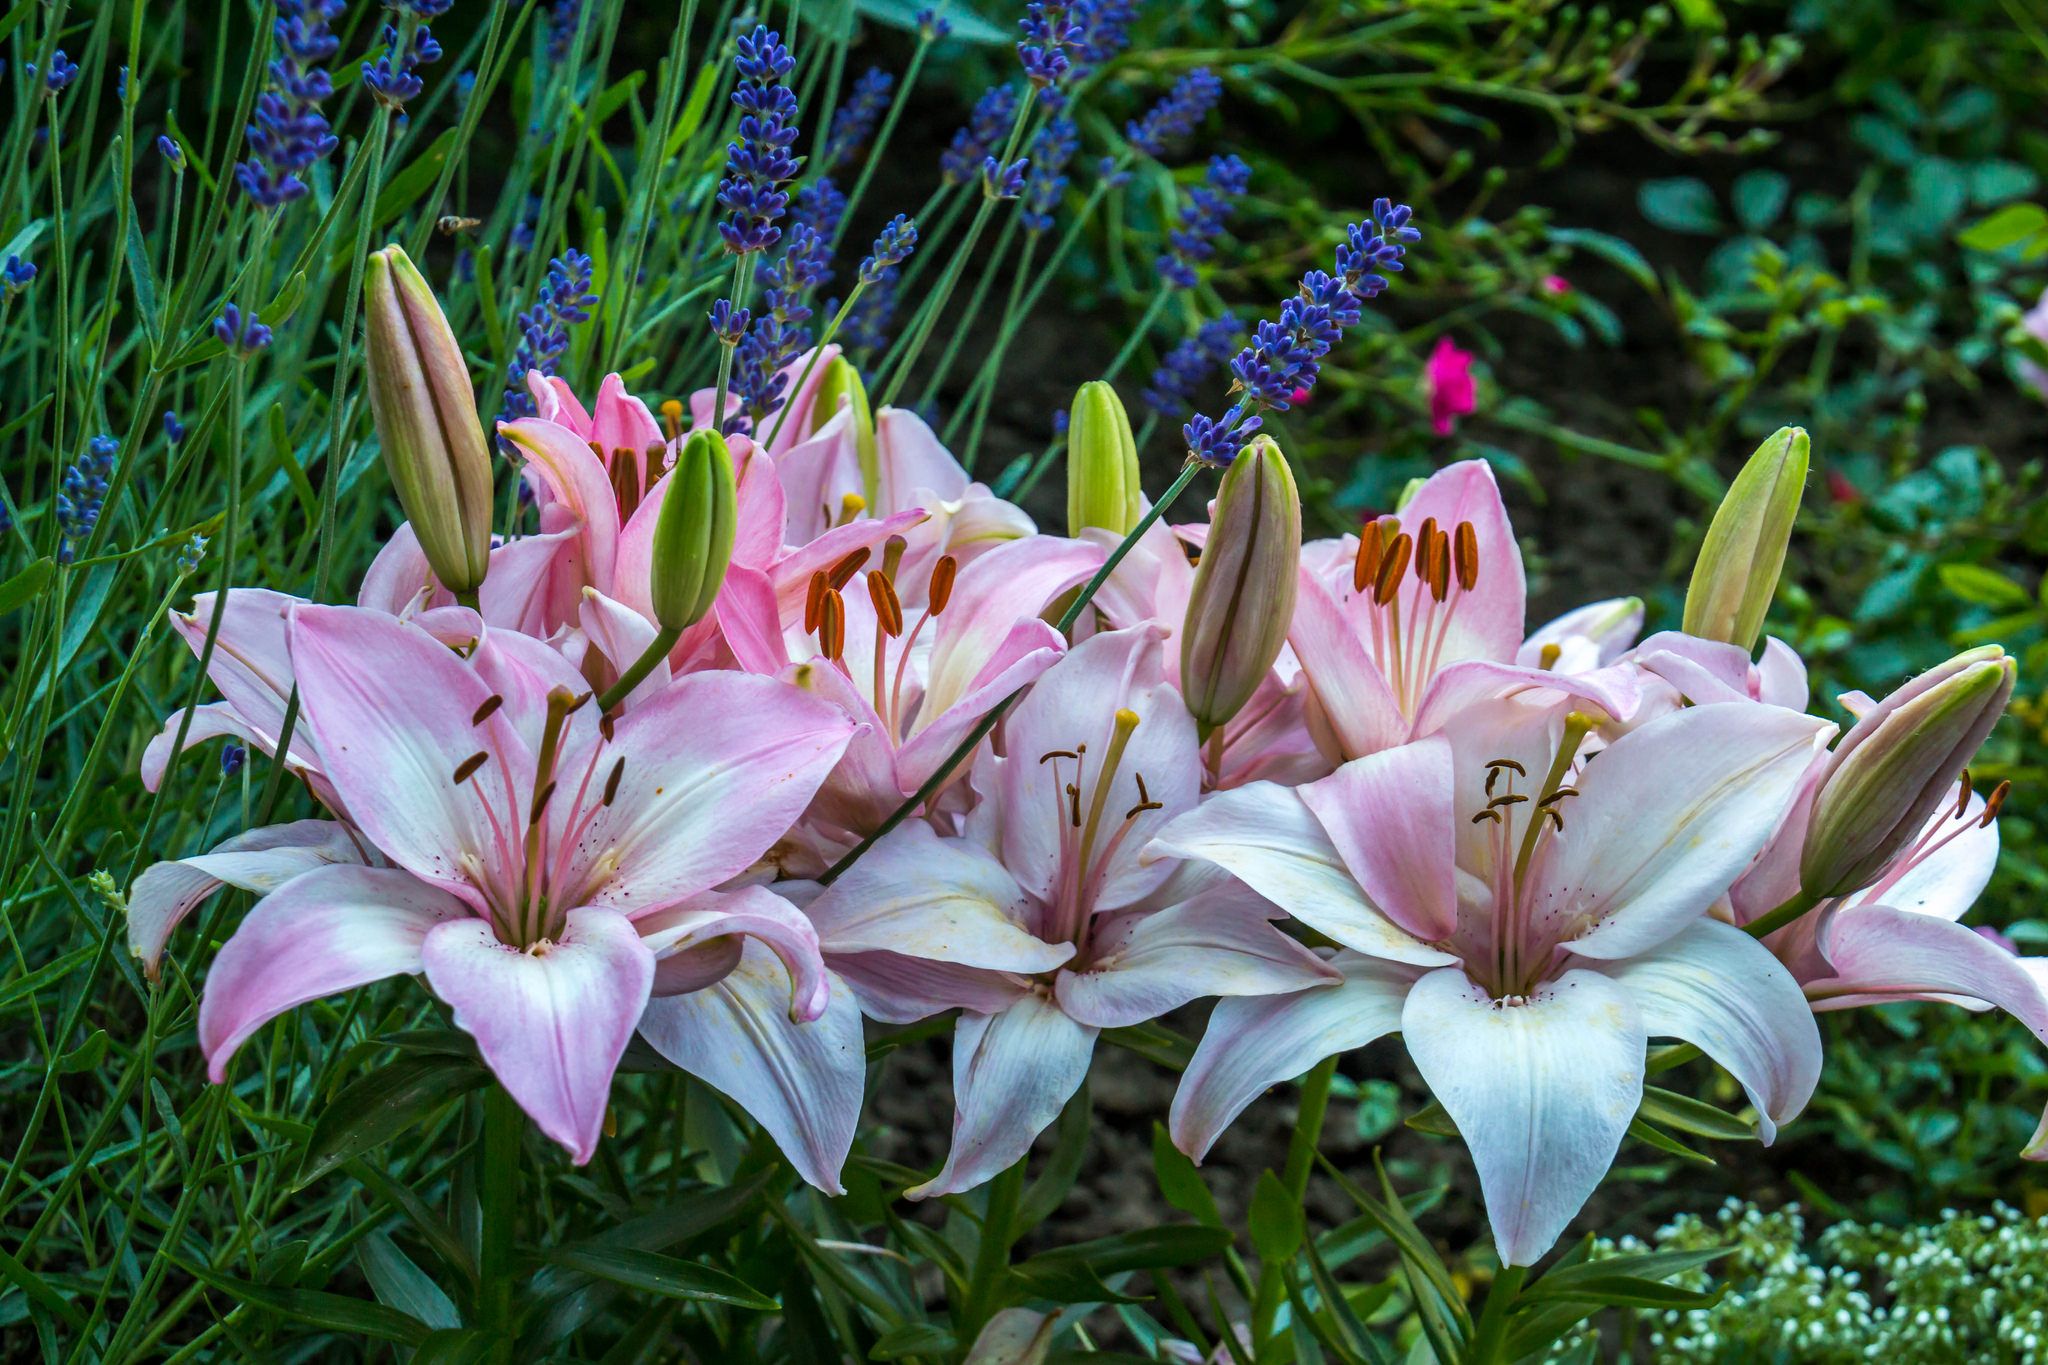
[1545,1198,2048,1363]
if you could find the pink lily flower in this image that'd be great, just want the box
[1425,336,1475,435]
[1146,696,1832,1264]
[775,535,1099,866]
[187,605,862,1177]
[802,627,1338,1198]
[776,400,1034,596]
[1288,460,1638,765]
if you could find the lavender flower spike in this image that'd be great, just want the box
[1157,153,1250,288]
[1127,67,1223,157]
[716,26,801,256]
[859,216,919,283]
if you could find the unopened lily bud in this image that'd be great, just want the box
[648,430,737,633]
[1683,425,1809,651]
[814,355,879,508]
[1066,380,1141,537]
[1801,645,2016,899]
[363,244,495,595]
[1181,434,1300,733]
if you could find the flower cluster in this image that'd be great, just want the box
[498,251,596,429]
[823,67,892,171]
[858,215,918,285]
[2,255,34,296]
[1184,197,1419,466]
[29,50,80,94]
[362,22,444,110]
[1156,153,1250,287]
[236,0,343,207]
[1142,317,1242,419]
[1017,2,1085,87]
[1127,67,1224,157]
[56,435,117,564]
[213,303,274,353]
[1021,115,1079,232]
[716,26,800,255]
[940,86,1018,186]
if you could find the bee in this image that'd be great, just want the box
[436,215,482,236]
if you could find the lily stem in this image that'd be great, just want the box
[598,625,683,712]
[1743,888,1822,941]
[960,1158,1026,1344]
[1466,1263,1527,1364]
[479,1084,522,1353]
[1252,1055,1339,1354]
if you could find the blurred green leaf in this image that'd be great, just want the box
[1639,179,1724,235]
[542,1246,778,1309]
[295,1054,488,1189]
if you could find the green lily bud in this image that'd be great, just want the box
[1800,645,2016,900]
[1683,425,1809,651]
[1066,381,1141,538]
[1180,434,1301,734]
[814,356,880,509]
[649,430,738,633]
[363,244,495,596]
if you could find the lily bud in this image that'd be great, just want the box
[1683,426,1809,651]
[1801,645,2016,900]
[814,355,880,508]
[363,244,494,595]
[1066,380,1141,537]
[648,430,737,633]
[1180,434,1300,733]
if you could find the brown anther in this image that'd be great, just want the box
[565,690,594,715]
[588,440,606,466]
[471,695,504,726]
[1038,749,1080,764]
[1125,774,1165,821]
[1471,808,1502,825]
[929,555,959,615]
[1453,521,1479,592]
[869,571,904,638]
[1428,528,1451,602]
[828,548,870,591]
[1540,787,1580,805]
[1417,517,1440,564]
[1488,793,1529,808]
[1538,642,1563,671]
[1067,782,1083,826]
[1955,770,1974,818]
[1373,533,1413,606]
[1980,779,2011,827]
[1486,759,1527,775]
[451,751,490,784]
[1486,768,1503,796]
[819,589,846,661]
[805,569,830,635]
[599,712,615,742]
[1545,808,1564,831]
[602,757,626,806]
[1353,520,1385,595]
[529,781,557,824]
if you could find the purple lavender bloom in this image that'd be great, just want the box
[407,0,455,14]
[30,50,80,93]
[363,23,443,109]
[214,303,273,353]
[498,251,596,431]
[545,0,583,61]
[1043,0,1137,110]
[1127,67,1223,157]
[221,742,247,776]
[236,1,343,207]
[708,298,751,343]
[983,156,1028,201]
[859,215,918,284]
[1021,115,1078,232]
[163,410,187,445]
[942,85,1018,186]
[157,135,184,169]
[55,436,118,564]
[1157,153,1250,288]
[915,7,953,39]
[717,26,801,256]
[791,178,848,244]
[1143,317,1243,420]
[824,67,893,171]
[2,256,34,295]
[1182,199,1419,467]
[1018,2,1084,88]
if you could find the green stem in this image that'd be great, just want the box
[1743,888,1822,941]
[597,624,683,711]
[817,458,1206,885]
[1281,1056,1338,1202]
[479,1084,523,1350]
[1466,1263,1527,1364]
[960,1159,1026,1344]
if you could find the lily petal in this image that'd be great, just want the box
[421,906,654,1164]
[1145,784,1457,968]
[1288,569,1406,762]
[1401,966,1646,1266]
[632,883,830,1022]
[1590,917,1821,1142]
[1170,953,1416,1163]
[636,941,867,1193]
[198,865,469,1081]
[1298,738,1459,943]
[129,819,367,974]
[908,994,1098,1199]
[1807,905,2048,1041]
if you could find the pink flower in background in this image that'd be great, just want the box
[1540,274,1572,296]
[1148,696,1833,1264]
[170,605,864,1178]
[1426,336,1475,436]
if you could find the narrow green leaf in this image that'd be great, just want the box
[185,1265,434,1345]
[0,559,55,620]
[1937,562,2032,609]
[542,1247,777,1309]
[1151,1122,1220,1229]
[295,1054,488,1189]
[868,1322,958,1359]
[1626,1117,1716,1166]
[1637,1085,1754,1141]
[1249,1169,1304,1265]
[371,128,461,229]
[266,404,321,523]
[1959,202,2048,251]
[358,1231,462,1329]
[1015,1226,1233,1278]
[124,204,162,353]
[664,63,721,160]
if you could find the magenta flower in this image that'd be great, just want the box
[1425,335,1475,435]
[1147,696,1832,1264]
[156,606,861,1175]
[803,627,1336,1197]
